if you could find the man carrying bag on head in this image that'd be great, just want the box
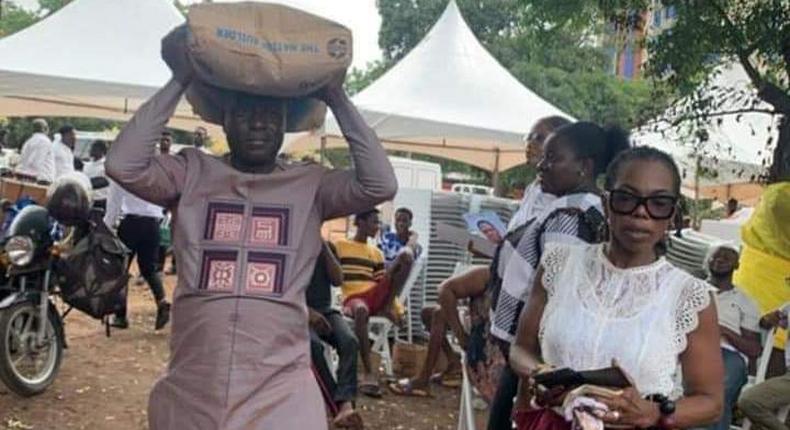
[105,5,396,428]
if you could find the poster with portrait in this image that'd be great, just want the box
[463,211,506,245]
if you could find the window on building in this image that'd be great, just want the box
[666,6,676,19]
[653,10,662,27]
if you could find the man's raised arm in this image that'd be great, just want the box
[315,85,397,220]
[105,79,188,208]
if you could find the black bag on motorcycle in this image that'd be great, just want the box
[56,222,130,320]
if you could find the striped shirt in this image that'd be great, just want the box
[334,239,386,299]
[492,192,605,343]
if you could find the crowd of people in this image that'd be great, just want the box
[1,39,787,430]
[1,120,213,334]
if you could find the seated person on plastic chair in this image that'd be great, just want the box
[390,265,490,398]
[738,305,790,430]
[335,209,413,398]
[389,211,514,398]
[707,243,762,430]
[378,207,422,267]
[308,240,362,429]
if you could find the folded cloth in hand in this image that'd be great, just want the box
[562,396,608,430]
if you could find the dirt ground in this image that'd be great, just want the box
[0,274,486,430]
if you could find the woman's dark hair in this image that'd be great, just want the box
[603,147,683,256]
[603,146,682,195]
[551,122,631,176]
[537,116,572,131]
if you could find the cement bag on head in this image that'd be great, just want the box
[186,2,352,97]
[163,25,328,132]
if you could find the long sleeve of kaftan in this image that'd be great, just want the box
[315,93,397,220]
[105,79,188,208]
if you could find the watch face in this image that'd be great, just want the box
[660,399,676,415]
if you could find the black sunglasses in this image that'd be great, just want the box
[607,189,678,220]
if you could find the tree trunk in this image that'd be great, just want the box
[769,115,790,183]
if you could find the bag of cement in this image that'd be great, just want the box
[163,25,328,132]
[186,2,352,97]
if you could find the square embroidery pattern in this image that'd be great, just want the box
[249,207,290,246]
[245,252,286,295]
[199,250,239,292]
[204,202,245,242]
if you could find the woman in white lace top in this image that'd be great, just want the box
[510,147,724,430]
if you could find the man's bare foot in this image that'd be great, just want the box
[388,378,432,397]
[333,402,363,429]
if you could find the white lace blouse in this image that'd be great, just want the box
[538,243,713,399]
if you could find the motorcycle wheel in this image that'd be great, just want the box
[0,301,64,396]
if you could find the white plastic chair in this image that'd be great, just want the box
[457,351,477,430]
[367,255,426,376]
[447,261,477,430]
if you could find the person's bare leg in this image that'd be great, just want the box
[350,302,372,376]
[380,252,415,323]
[438,266,489,348]
[411,306,447,388]
[385,252,414,301]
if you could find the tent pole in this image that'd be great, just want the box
[492,148,501,197]
[320,135,327,166]
[693,156,701,230]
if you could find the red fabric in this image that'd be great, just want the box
[343,277,392,316]
[513,408,570,430]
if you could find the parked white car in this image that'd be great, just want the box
[451,183,494,196]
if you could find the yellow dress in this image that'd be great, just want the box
[734,182,790,348]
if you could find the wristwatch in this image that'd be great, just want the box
[645,394,676,429]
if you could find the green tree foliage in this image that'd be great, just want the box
[517,0,790,182]
[36,0,72,16]
[0,1,38,37]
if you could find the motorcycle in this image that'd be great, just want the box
[0,176,118,396]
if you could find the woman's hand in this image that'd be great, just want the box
[308,309,332,337]
[761,310,788,329]
[596,387,661,429]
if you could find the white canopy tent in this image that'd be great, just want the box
[0,0,223,136]
[632,64,777,203]
[285,0,574,174]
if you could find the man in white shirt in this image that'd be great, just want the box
[18,118,55,183]
[104,180,170,331]
[706,243,762,430]
[53,125,77,180]
[82,140,109,209]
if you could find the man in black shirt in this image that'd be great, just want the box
[308,241,362,429]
